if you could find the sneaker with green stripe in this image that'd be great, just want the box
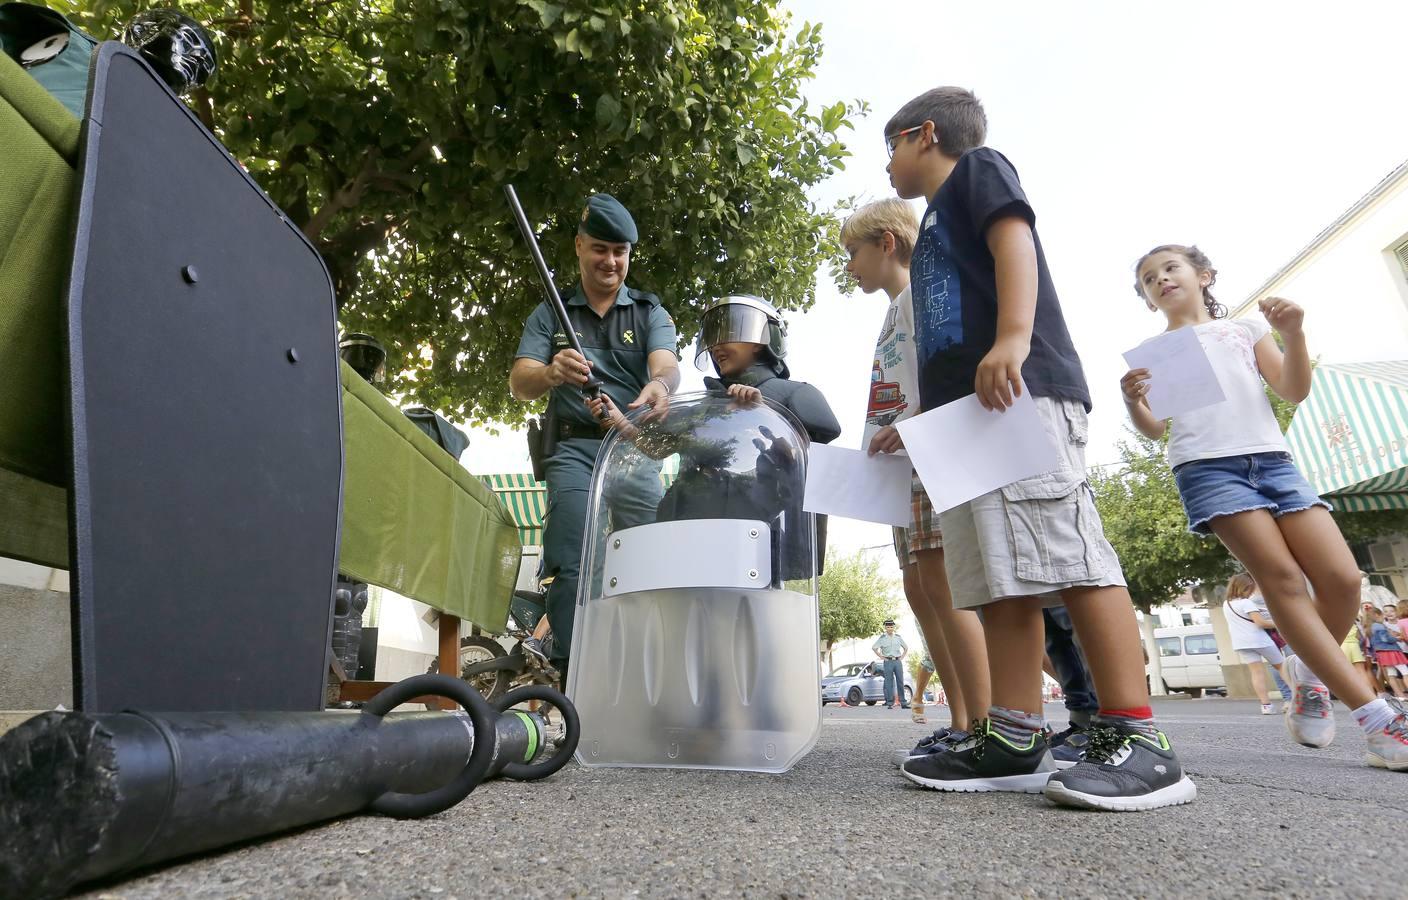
[1043,723,1196,812]
[900,719,1057,793]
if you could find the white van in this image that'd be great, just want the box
[1149,624,1226,697]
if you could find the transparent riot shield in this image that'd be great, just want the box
[566,392,821,772]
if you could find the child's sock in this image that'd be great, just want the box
[1290,654,1326,688]
[1096,706,1158,737]
[988,705,1043,743]
[1353,698,1397,735]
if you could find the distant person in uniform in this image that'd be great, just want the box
[873,619,910,709]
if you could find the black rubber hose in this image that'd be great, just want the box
[365,673,498,817]
[494,684,580,781]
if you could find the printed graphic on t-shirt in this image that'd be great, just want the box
[1202,320,1258,374]
[906,147,1091,413]
[866,303,911,427]
[911,220,964,364]
[861,288,922,449]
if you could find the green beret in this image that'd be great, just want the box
[578,193,638,244]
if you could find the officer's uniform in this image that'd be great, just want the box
[513,195,677,666]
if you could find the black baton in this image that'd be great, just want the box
[504,184,610,422]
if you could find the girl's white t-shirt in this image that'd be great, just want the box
[861,286,921,450]
[1163,317,1290,469]
[1224,595,1276,651]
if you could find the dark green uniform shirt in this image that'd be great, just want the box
[515,283,677,428]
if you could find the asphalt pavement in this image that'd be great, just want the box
[75,698,1407,899]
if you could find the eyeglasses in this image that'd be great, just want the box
[885,125,921,158]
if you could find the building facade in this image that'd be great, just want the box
[1235,158,1408,597]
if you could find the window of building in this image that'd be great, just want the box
[1394,236,1408,282]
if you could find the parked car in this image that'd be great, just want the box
[1148,624,1226,697]
[821,661,915,706]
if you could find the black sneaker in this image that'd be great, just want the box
[1048,723,1089,770]
[889,726,967,768]
[520,637,549,666]
[1043,723,1197,811]
[901,720,1057,793]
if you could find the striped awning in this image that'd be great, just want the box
[481,458,682,547]
[1285,362,1408,511]
[480,473,548,547]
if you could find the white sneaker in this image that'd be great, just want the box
[1365,712,1408,771]
[1260,703,1275,716]
[1283,656,1335,748]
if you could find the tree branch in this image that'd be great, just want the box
[190,85,215,131]
[303,148,380,240]
[302,136,439,239]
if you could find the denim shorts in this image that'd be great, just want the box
[1173,451,1330,536]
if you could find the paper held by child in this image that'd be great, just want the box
[894,391,1062,514]
[803,443,912,527]
[1122,326,1226,420]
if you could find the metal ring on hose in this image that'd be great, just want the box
[363,674,498,817]
[494,685,580,781]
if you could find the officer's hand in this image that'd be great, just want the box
[727,384,763,406]
[628,379,670,424]
[867,425,903,456]
[548,349,593,387]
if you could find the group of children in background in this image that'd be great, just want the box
[1351,596,1408,699]
[695,84,1408,812]
[1224,573,1408,711]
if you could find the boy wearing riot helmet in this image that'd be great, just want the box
[665,295,839,581]
[694,294,840,446]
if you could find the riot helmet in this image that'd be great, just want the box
[121,9,217,95]
[694,294,789,376]
[339,333,386,386]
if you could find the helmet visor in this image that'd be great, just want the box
[694,304,772,370]
[340,342,386,384]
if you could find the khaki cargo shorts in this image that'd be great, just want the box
[937,396,1126,611]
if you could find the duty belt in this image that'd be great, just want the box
[558,421,608,441]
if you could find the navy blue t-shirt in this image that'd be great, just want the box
[910,147,1091,411]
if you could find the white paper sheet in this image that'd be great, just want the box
[894,391,1062,514]
[803,444,913,527]
[1122,326,1226,420]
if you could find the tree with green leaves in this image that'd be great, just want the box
[69,0,858,423]
[1089,434,1238,611]
[818,548,898,670]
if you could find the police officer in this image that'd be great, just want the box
[510,194,679,671]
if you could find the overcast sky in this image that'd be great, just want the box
[463,0,1408,571]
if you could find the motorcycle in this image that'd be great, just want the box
[428,587,561,701]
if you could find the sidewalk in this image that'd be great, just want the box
[77,699,1404,898]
